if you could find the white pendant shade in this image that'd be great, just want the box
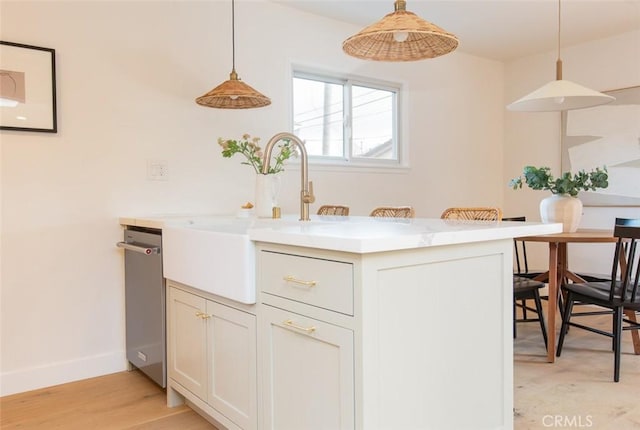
[507,0,614,113]
[507,79,615,112]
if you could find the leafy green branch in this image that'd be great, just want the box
[509,166,608,197]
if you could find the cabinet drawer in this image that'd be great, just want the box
[260,250,354,315]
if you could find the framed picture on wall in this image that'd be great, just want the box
[0,41,57,133]
[561,85,640,206]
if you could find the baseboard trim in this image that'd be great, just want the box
[0,350,126,396]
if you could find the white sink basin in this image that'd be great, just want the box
[162,218,255,304]
[160,215,399,302]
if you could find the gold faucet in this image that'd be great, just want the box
[262,132,315,221]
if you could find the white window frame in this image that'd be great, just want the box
[291,66,407,172]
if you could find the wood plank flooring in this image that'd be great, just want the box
[1,311,639,430]
[0,370,217,430]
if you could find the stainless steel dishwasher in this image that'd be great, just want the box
[117,227,166,388]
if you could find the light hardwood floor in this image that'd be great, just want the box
[0,370,217,430]
[1,312,639,430]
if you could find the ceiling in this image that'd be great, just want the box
[273,0,640,61]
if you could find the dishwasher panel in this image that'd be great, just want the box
[118,228,166,388]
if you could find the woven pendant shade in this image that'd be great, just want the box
[342,0,458,62]
[196,70,271,109]
[196,0,270,109]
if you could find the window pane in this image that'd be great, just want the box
[293,77,344,157]
[351,85,395,160]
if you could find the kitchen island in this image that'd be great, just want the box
[120,215,561,430]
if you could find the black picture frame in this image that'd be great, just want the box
[0,41,57,133]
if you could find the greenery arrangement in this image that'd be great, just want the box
[509,166,608,197]
[218,134,297,175]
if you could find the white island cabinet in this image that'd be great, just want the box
[167,283,257,430]
[256,238,514,430]
[121,215,561,430]
[258,248,356,430]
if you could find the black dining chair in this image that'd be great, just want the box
[503,216,612,320]
[556,218,640,382]
[513,276,548,349]
[502,216,548,349]
[502,216,547,280]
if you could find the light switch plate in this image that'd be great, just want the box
[147,160,168,181]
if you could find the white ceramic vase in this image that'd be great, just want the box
[255,173,281,218]
[539,194,583,233]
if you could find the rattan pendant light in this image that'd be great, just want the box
[507,0,614,112]
[196,0,270,109]
[342,0,458,62]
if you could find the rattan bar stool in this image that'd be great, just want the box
[317,205,350,216]
[369,206,415,218]
[440,207,502,221]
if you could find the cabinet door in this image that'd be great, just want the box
[167,287,208,400]
[207,300,257,430]
[260,305,354,430]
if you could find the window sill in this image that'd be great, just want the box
[287,159,410,175]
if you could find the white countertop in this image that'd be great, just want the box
[120,214,562,254]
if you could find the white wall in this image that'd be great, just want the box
[503,29,640,275]
[0,1,504,395]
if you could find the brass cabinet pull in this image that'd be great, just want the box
[283,275,317,287]
[195,311,211,320]
[283,319,316,334]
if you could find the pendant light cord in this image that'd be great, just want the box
[231,0,236,72]
[557,0,561,60]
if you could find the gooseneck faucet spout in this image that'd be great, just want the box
[262,132,315,221]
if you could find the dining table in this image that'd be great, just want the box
[518,229,640,363]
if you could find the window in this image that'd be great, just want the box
[292,70,401,167]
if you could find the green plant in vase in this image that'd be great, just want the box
[509,165,608,232]
[218,134,298,217]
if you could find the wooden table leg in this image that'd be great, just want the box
[624,310,640,355]
[547,242,559,363]
[558,244,568,283]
